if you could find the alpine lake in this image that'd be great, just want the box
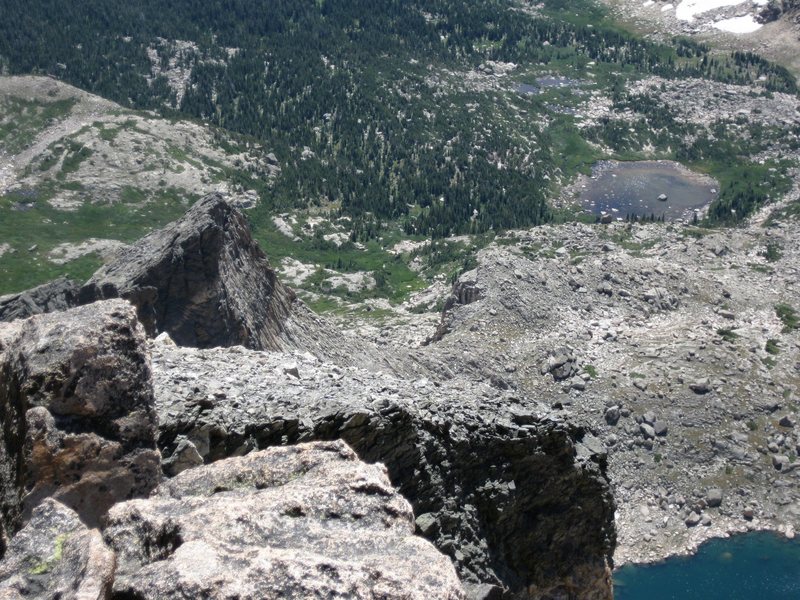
[614,531,800,600]
[577,160,719,222]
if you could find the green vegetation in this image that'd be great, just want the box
[761,241,783,262]
[0,96,76,155]
[28,533,68,575]
[717,328,739,343]
[249,219,426,307]
[0,0,795,242]
[747,262,774,275]
[58,141,93,178]
[0,187,191,295]
[583,364,598,379]
[0,0,798,304]
[765,339,781,355]
[776,303,799,333]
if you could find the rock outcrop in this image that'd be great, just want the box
[76,193,426,375]
[0,498,115,599]
[152,341,616,599]
[0,300,160,554]
[79,193,304,351]
[105,440,466,600]
[0,278,80,323]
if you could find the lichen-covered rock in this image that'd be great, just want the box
[0,300,160,553]
[151,342,616,599]
[105,440,466,600]
[0,278,80,323]
[0,498,114,599]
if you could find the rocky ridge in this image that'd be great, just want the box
[1,192,433,377]
[0,196,619,598]
[151,338,615,599]
[80,193,313,352]
[0,301,469,600]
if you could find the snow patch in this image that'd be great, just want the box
[714,14,763,33]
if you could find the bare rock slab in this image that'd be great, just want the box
[105,440,466,600]
[0,300,160,554]
[152,343,615,598]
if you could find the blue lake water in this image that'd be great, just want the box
[614,532,800,600]
[579,160,718,221]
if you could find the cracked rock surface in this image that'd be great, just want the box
[105,440,466,600]
[151,340,616,599]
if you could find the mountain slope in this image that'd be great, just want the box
[0,75,277,295]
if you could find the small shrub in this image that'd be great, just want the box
[776,304,799,332]
[747,420,758,432]
[765,339,780,355]
[761,241,783,262]
[584,364,598,378]
[717,328,739,343]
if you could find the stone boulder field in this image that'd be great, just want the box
[425,199,800,564]
[0,197,617,600]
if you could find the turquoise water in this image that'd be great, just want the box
[614,532,800,600]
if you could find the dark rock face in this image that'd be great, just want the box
[0,300,160,554]
[152,343,616,599]
[76,193,420,376]
[759,0,800,23]
[105,440,466,600]
[0,498,114,599]
[430,274,482,343]
[0,278,80,323]
[79,193,301,351]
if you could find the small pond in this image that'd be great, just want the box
[579,160,718,222]
[516,76,585,95]
[614,531,800,600]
